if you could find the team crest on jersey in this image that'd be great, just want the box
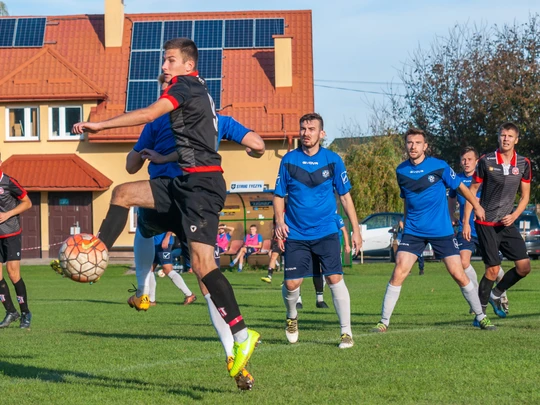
[341,171,349,184]
[0,188,4,194]
[449,168,456,179]
[322,170,330,178]
[512,167,519,175]
[428,175,435,183]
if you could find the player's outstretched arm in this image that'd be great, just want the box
[458,182,485,222]
[241,131,265,158]
[339,192,362,252]
[72,98,174,134]
[126,149,145,174]
[140,149,178,164]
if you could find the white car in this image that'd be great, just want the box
[359,213,402,257]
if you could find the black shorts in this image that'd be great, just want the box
[170,173,226,247]
[476,223,529,266]
[283,233,342,280]
[0,234,22,263]
[270,239,284,254]
[150,177,175,214]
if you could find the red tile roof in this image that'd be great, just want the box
[2,154,113,191]
[0,10,313,142]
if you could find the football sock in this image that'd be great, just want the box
[496,266,508,298]
[205,293,234,358]
[98,204,130,250]
[168,271,192,297]
[313,275,324,295]
[267,267,274,278]
[238,263,243,271]
[134,229,154,296]
[316,293,324,303]
[381,283,401,327]
[463,264,479,291]
[460,280,484,319]
[230,258,238,266]
[492,267,523,297]
[478,275,495,310]
[328,279,352,336]
[0,279,16,313]
[296,295,303,304]
[283,285,300,319]
[13,279,29,313]
[201,269,247,337]
[148,272,156,302]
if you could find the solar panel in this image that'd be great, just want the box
[132,21,162,50]
[126,81,160,111]
[14,18,46,47]
[205,80,221,111]
[129,51,162,80]
[0,18,16,47]
[255,18,284,47]
[198,49,222,79]
[194,20,223,49]
[224,19,253,48]
[163,21,193,42]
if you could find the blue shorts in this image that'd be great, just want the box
[456,232,479,253]
[244,247,258,257]
[154,243,174,266]
[397,234,459,259]
[214,244,225,266]
[284,233,342,280]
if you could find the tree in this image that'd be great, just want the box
[0,2,8,16]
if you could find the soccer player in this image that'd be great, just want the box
[448,146,508,313]
[0,161,33,329]
[274,112,362,349]
[371,128,496,333]
[72,37,260,379]
[463,122,532,319]
[229,224,262,272]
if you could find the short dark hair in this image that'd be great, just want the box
[405,127,427,140]
[460,146,478,159]
[163,37,198,67]
[250,224,257,228]
[498,122,520,137]
[300,113,324,130]
[219,223,225,227]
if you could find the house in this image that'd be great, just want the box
[0,2,314,258]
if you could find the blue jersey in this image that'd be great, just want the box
[448,173,480,238]
[335,214,345,243]
[396,156,462,238]
[274,147,351,240]
[133,114,250,179]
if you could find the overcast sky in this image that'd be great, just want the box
[6,0,539,141]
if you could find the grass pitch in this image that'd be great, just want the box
[1,261,539,404]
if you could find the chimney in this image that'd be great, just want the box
[104,0,125,48]
[273,35,293,88]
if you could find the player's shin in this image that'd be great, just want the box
[381,283,402,326]
[328,279,351,336]
[282,284,300,319]
[13,279,29,313]
[492,267,523,297]
[478,276,495,311]
[134,230,154,296]
[205,293,234,358]
[460,280,484,319]
[0,279,16,313]
[97,204,130,250]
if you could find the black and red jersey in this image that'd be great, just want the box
[0,172,27,238]
[160,72,222,173]
[473,149,532,226]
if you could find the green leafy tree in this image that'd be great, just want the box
[0,2,8,16]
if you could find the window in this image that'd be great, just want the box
[49,106,83,139]
[6,107,39,140]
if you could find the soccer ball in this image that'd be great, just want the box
[58,234,109,283]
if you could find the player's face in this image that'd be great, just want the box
[250,227,257,235]
[300,120,325,148]
[406,134,427,160]
[498,129,519,153]
[460,151,478,175]
[162,49,194,82]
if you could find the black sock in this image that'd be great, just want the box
[478,275,495,308]
[13,279,29,313]
[97,205,130,250]
[495,267,524,293]
[267,267,274,278]
[0,279,16,313]
[313,275,324,294]
[202,269,246,334]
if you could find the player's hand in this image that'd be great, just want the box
[277,238,285,252]
[245,147,263,158]
[344,244,351,255]
[352,231,362,253]
[0,212,12,223]
[72,121,102,134]
[474,205,486,222]
[463,223,471,241]
[275,221,289,240]
[500,214,517,227]
[141,149,167,164]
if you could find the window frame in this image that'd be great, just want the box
[48,106,84,140]
[5,106,40,141]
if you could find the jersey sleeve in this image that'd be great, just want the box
[8,177,27,200]
[336,215,345,229]
[218,115,251,144]
[522,158,532,183]
[133,121,155,152]
[332,156,352,196]
[226,234,231,241]
[257,235,263,243]
[448,187,457,198]
[274,160,290,197]
[473,157,486,183]
[159,79,191,109]
[442,164,462,190]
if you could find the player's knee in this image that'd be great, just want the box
[111,184,132,207]
[516,259,531,276]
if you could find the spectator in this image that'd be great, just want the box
[214,224,235,267]
[230,225,262,272]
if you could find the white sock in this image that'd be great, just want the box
[316,293,324,303]
[167,271,192,297]
[230,258,238,266]
[233,328,248,343]
[275,260,280,268]
[204,294,234,358]
[328,279,352,336]
[463,265,478,291]
[381,283,402,326]
[296,295,303,304]
[283,285,300,319]
[148,272,156,302]
[496,267,507,299]
[238,263,243,271]
[134,229,155,296]
[461,280,485,320]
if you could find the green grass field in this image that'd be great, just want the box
[1,261,539,404]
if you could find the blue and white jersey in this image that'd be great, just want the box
[274,147,351,240]
[396,156,462,238]
[448,173,480,238]
[133,114,251,179]
[334,214,345,243]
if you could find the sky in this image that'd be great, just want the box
[6,0,540,142]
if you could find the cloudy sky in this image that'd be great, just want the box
[6,0,539,141]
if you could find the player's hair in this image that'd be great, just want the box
[219,223,225,227]
[163,37,198,67]
[498,122,520,137]
[300,113,324,130]
[250,224,257,228]
[404,127,427,141]
[460,146,478,159]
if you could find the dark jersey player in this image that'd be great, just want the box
[72,37,259,381]
[274,113,362,349]
[0,161,33,329]
[463,122,532,320]
[371,128,496,333]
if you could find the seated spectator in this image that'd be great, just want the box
[230,224,262,272]
[214,224,235,267]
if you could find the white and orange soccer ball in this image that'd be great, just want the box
[58,234,109,283]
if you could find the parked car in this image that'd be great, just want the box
[359,212,402,258]
[515,210,540,260]
[388,224,434,263]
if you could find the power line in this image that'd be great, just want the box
[314,84,405,97]
[315,79,405,86]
